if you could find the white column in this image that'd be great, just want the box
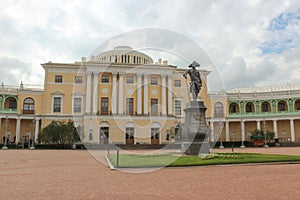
[16,118,21,143]
[241,120,245,141]
[144,74,149,115]
[34,119,40,143]
[167,75,173,115]
[225,121,230,142]
[112,73,117,114]
[86,72,92,113]
[137,74,142,115]
[273,120,278,138]
[93,72,99,114]
[161,75,167,115]
[256,120,261,130]
[290,119,295,142]
[210,121,215,142]
[118,74,124,115]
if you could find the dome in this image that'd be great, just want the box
[91,46,154,64]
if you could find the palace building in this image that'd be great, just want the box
[0,46,300,146]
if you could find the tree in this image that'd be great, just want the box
[38,120,80,145]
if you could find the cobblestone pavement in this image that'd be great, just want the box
[0,148,300,200]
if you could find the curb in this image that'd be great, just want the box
[105,155,116,170]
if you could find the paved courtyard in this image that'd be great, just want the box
[0,147,300,200]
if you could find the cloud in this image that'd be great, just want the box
[0,57,40,86]
[0,0,299,91]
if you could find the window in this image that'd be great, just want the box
[101,75,109,83]
[151,98,158,115]
[8,99,17,109]
[73,98,82,113]
[151,128,159,140]
[246,102,254,113]
[75,76,83,84]
[295,100,300,111]
[174,99,182,115]
[126,98,134,115]
[55,75,62,83]
[53,97,62,112]
[229,103,239,113]
[278,101,287,112]
[101,97,109,115]
[150,77,158,85]
[174,80,181,87]
[214,102,224,117]
[261,102,270,112]
[125,127,134,139]
[126,76,134,84]
[23,98,34,114]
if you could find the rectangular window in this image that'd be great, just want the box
[73,98,82,113]
[151,98,158,115]
[150,77,158,85]
[53,97,62,112]
[75,76,83,84]
[174,80,181,87]
[101,75,109,83]
[126,76,134,84]
[126,98,134,115]
[125,127,134,139]
[174,99,182,115]
[101,97,109,115]
[55,75,63,83]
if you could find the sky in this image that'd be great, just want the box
[0,0,300,91]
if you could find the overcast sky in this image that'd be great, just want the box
[1,0,300,91]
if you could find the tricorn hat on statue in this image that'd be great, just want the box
[188,61,200,68]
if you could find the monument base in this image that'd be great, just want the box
[182,141,210,155]
[181,101,210,155]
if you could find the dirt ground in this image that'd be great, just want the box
[1,147,300,200]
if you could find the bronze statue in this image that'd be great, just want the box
[183,61,202,101]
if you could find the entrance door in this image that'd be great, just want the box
[151,128,160,144]
[99,127,109,144]
[125,127,134,144]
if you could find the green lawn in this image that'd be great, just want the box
[107,153,300,168]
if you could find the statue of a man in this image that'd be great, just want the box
[183,61,202,101]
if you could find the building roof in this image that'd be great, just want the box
[226,83,300,94]
[91,46,154,64]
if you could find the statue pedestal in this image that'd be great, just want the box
[181,101,210,155]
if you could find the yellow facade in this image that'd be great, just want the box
[1,46,300,146]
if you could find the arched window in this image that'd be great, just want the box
[278,100,287,112]
[261,101,270,112]
[4,97,17,110]
[214,102,224,117]
[246,102,255,113]
[23,98,34,111]
[295,99,300,111]
[229,103,239,113]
